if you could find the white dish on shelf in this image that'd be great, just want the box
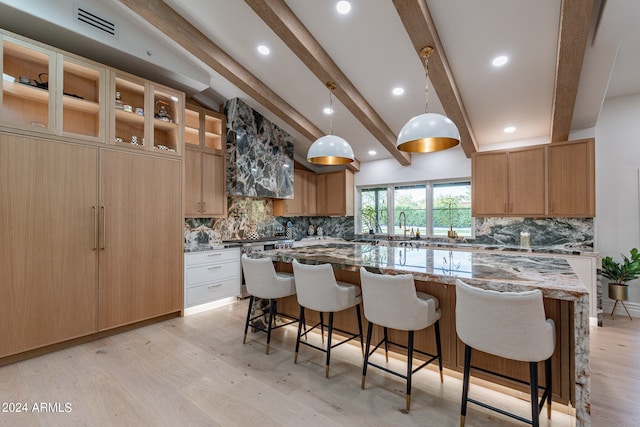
[3,73,16,83]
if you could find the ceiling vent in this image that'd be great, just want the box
[75,5,118,37]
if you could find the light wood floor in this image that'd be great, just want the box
[0,300,637,426]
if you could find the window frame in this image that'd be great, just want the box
[357,178,474,239]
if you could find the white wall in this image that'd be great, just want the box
[596,93,640,302]
[354,144,471,187]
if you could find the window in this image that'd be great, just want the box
[432,182,472,237]
[360,187,388,234]
[358,180,472,238]
[394,184,426,236]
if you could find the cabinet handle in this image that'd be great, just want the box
[504,202,507,212]
[208,253,223,257]
[510,202,513,212]
[100,206,106,249]
[203,201,207,212]
[207,266,222,270]
[208,283,222,289]
[92,206,97,250]
[196,202,200,212]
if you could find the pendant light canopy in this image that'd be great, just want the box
[397,46,460,153]
[307,82,355,165]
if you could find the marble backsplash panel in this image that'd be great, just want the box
[275,216,355,241]
[224,98,294,198]
[474,217,593,247]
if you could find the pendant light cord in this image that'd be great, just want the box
[329,86,334,135]
[420,46,433,114]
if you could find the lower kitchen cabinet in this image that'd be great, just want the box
[0,135,99,358]
[98,149,183,330]
[184,248,241,308]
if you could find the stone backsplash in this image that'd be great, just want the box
[474,217,593,247]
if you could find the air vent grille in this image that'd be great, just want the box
[76,6,117,37]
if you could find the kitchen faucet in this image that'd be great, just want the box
[398,211,407,240]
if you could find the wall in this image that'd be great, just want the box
[595,93,640,306]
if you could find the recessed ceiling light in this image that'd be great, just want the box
[257,45,270,56]
[392,87,404,96]
[323,107,333,115]
[336,1,351,14]
[504,126,516,133]
[492,55,508,67]
[368,150,377,156]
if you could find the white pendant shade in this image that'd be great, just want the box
[396,112,460,153]
[307,134,355,165]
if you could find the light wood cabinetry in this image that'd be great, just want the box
[0,134,98,358]
[0,29,185,360]
[472,147,545,216]
[316,170,354,216]
[98,150,183,330]
[548,138,595,217]
[1,33,106,141]
[184,104,226,217]
[273,169,316,216]
[184,248,241,308]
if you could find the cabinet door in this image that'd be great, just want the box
[184,149,202,216]
[315,174,328,215]
[1,36,55,134]
[472,152,508,216]
[508,147,545,215]
[325,171,346,215]
[0,135,98,357]
[548,139,595,217]
[98,150,182,330]
[202,152,226,216]
[306,173,317,215]
[282,169,305,215]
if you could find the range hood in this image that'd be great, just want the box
[224,98,294,199]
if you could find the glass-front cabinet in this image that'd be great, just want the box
[1,35,55,133]
[184,103,224,152]
[110,70,183,155]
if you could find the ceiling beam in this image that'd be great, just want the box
[245,0,412,167]
[393,0,477,157]
[550,0,596,142]
[117,0,359,172]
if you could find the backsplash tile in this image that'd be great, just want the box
[474,217,593,247]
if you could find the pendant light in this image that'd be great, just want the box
[307,82,355,165]
[397,46,460,153]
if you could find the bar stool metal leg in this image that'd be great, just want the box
[434,320,443,383]
[243,295,254,344]
[356,304,364,357]
[361,321,374,389]
[383,327,389,363]
[406,330,414,411]
[266,298,276,354]
[325,312,335,378]
[460,344,471,427]
[546,357,552,419]
[294,306,305,363]
[319,312,325,343]
[529,362,540,427]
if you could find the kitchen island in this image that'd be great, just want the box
[250,243,590,426]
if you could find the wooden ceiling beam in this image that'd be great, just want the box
[117,0,359,172]
[245,0,411,167]
[550,0,596,142]
[393,0,477,157]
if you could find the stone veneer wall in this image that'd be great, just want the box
[474,217,594,247]
[224,98,294,198]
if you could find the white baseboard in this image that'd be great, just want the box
[602,297,640,319]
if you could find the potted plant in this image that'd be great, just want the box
[362,206,376,235]
[602,248,640,318]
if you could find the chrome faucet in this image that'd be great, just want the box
[398,211,407,240]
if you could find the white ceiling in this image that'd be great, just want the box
[1,0,639,166]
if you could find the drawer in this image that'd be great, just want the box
[186,261,240,285]
[186,278,239,307]
[186,249,239,266]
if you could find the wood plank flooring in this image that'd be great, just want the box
[0,299,637,426]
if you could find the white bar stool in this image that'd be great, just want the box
[455,279,555,427]
[241,254,297,354]
[292,259,364,378]
[359,267,443,411]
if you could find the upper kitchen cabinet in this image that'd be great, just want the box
[273,169,316,216]
[0,32,106,141]
[316,170,354,216]
[184,102,224,152]
[110,70,184,156]
[548,138,595,217]
[184,103,227,218]
[472,147,545,217]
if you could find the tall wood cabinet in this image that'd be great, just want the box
[0,29,184,360]
[0,135,99,357]
[184,104,226,217]
[316,170,354,216]
[472,146,545,216]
